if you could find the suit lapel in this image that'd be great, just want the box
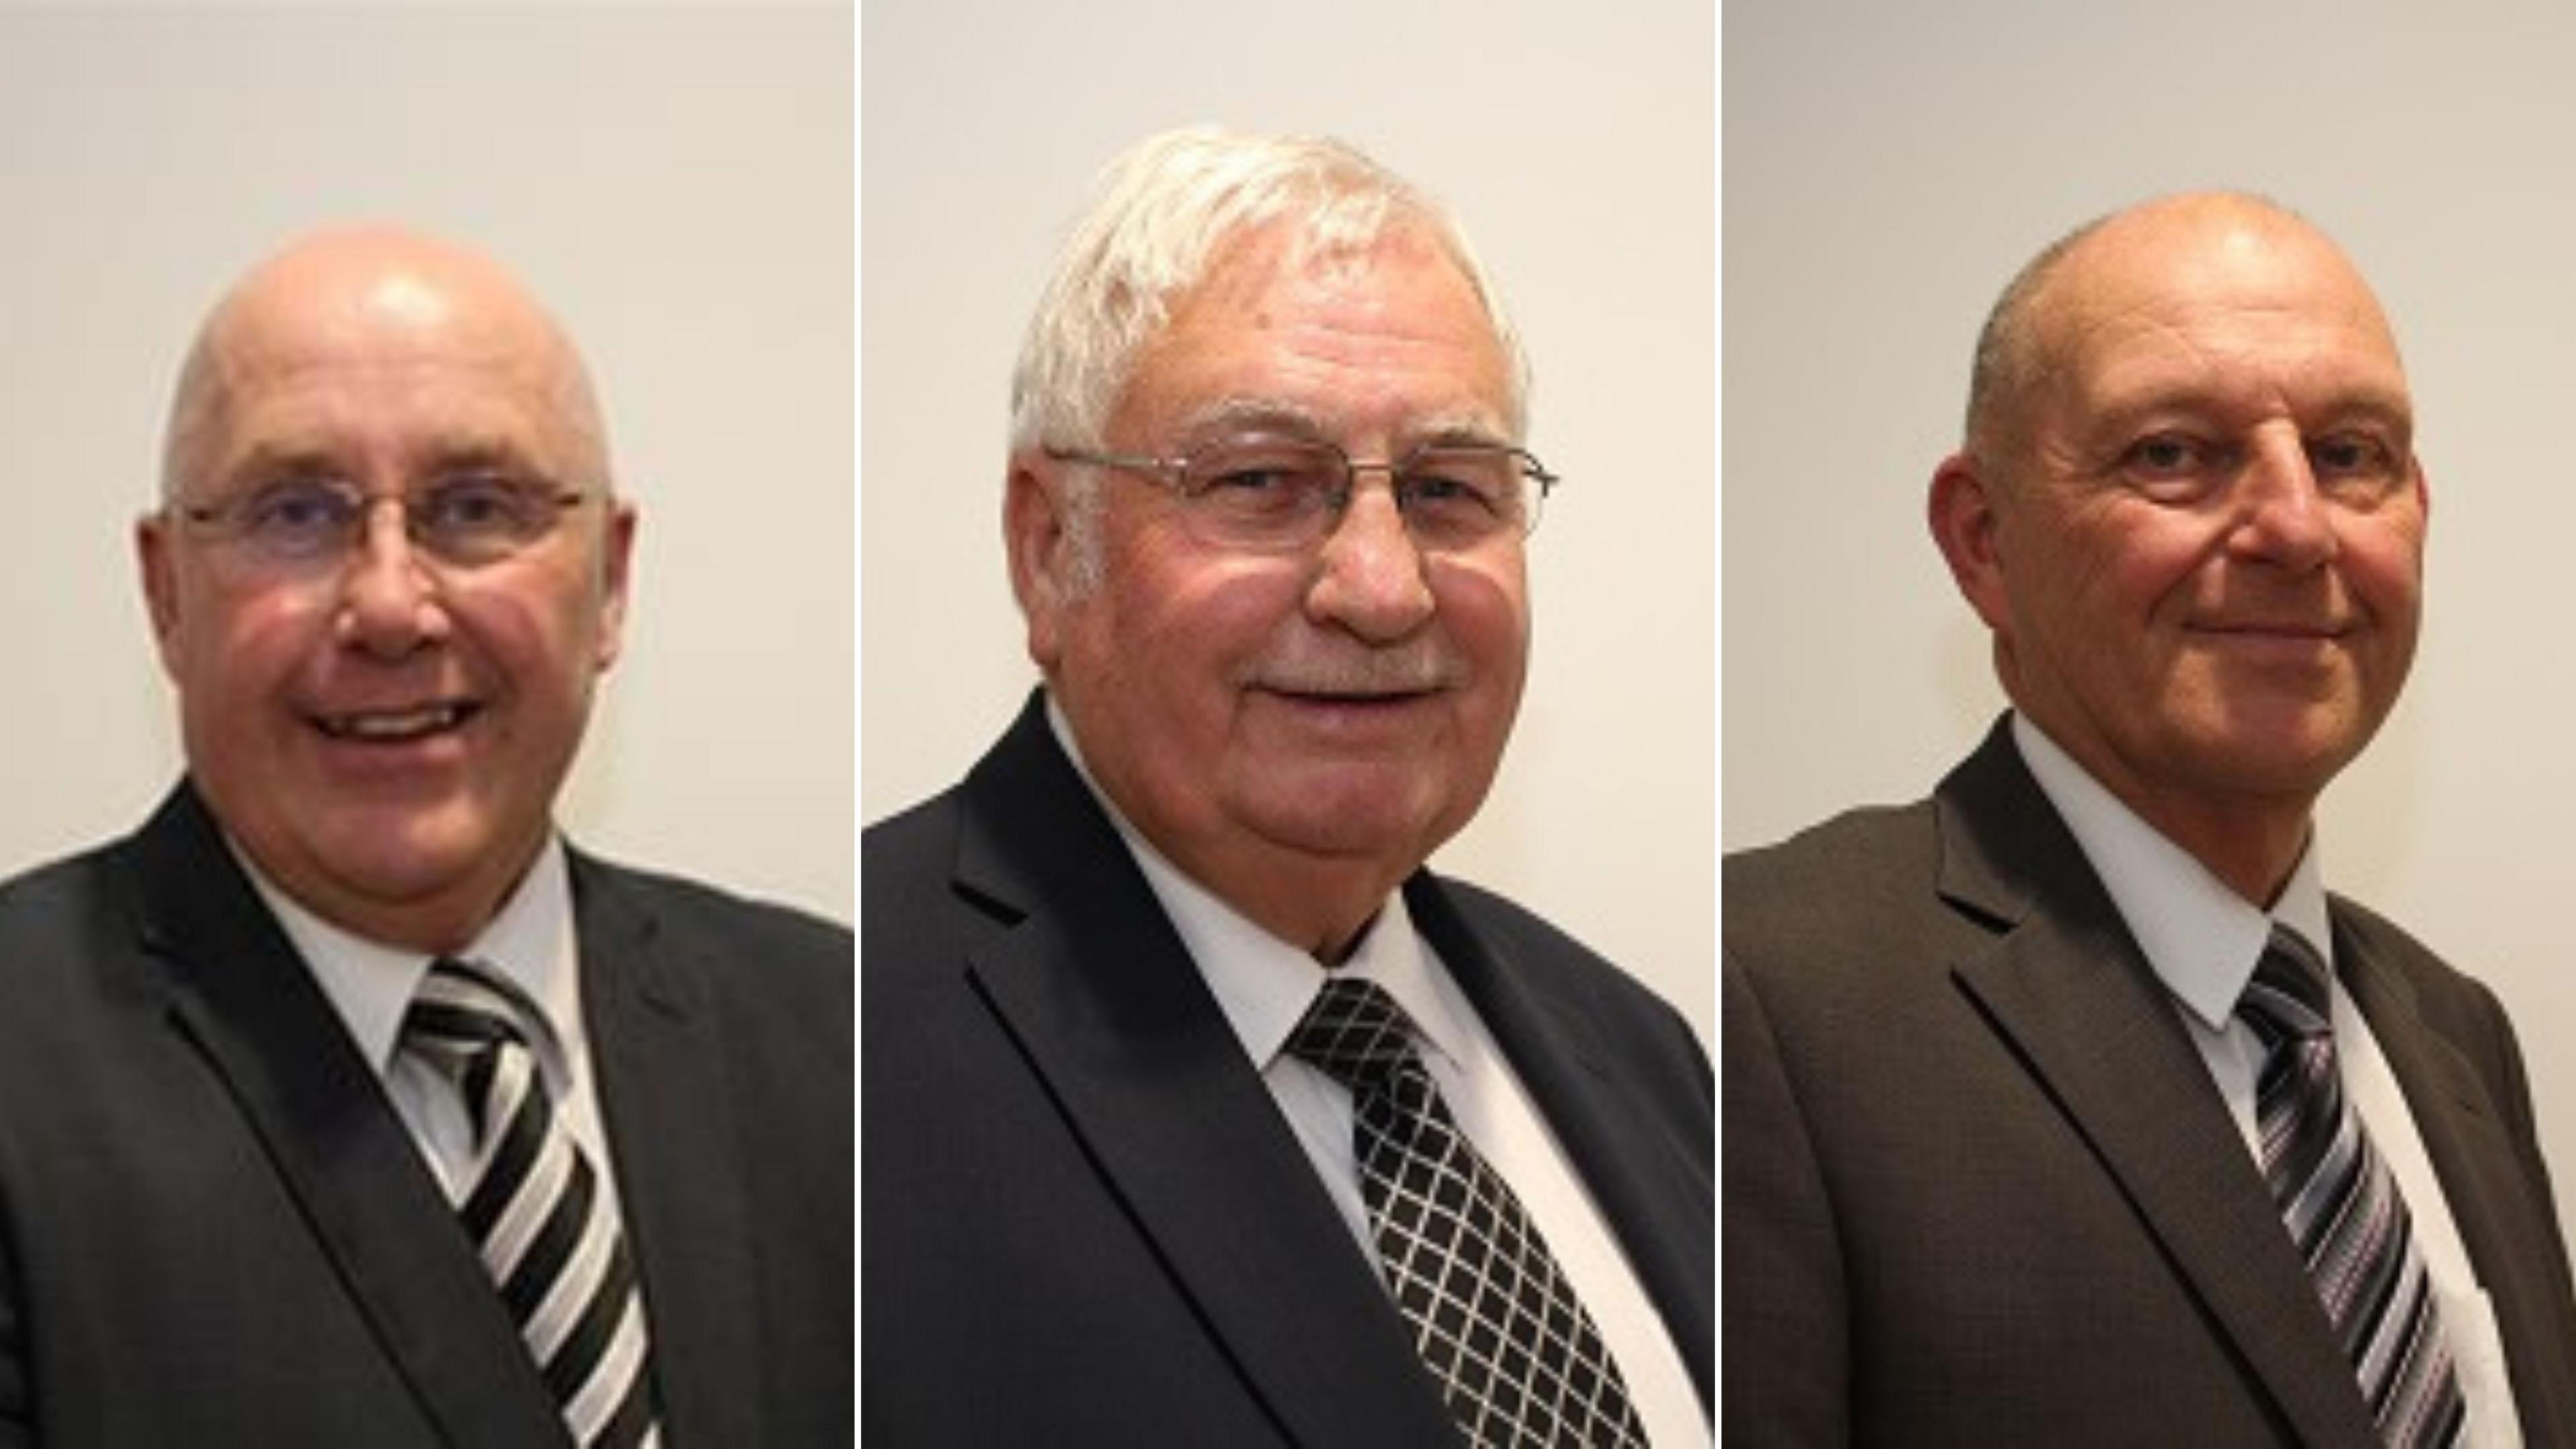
[2337,918,2576,1436]
[576,860,763,1449]
[951,698,1460,1446]
[1405,874,1713,1409]
[123,784,562,1446]
[1934,724,2380,1444]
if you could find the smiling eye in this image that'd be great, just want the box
[2308,432,2404,496]
[2123,435,2205,474]
[1201,464,1300,494]
[2114,433,2229,500]
[1179,438,1342,529]
[237,480,361,553]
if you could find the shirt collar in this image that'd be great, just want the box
[236,833,582,1077]
[1044,694,1464,1073]
[2010,712,2333,1030]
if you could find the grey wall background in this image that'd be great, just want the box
[0,3,851,924]
[1727,1,2576,1241]
[860,0,1716,1038]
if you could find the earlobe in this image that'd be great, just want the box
[1928,453,2015,633]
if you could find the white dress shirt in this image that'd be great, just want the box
[2015,715,2521,1444]
[1049,702,1707,1446]
[236,833,631,1231]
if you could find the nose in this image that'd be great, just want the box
[2231,431,2337,571]
[334,498,451,657]
[1305,470,1436,642]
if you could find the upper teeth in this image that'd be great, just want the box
[325,705,466,740]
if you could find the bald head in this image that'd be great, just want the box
[1963,193,2404,472]
[161,226,610,504]
[1927,191,2424,900]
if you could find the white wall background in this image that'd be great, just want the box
[1727,1,2576,1240]
[860,1,1716,1039]
[0,3,851,924]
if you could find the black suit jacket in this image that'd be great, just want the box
[861,692,1713,1444]
[0,784,851,1447]
[1724,718,2576,1444]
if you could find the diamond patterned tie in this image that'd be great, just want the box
[1285,976,1648,1448]
[2239,926,2465,1446]
[403,959,661,1449]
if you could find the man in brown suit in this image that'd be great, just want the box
[1725,193,2576,1443]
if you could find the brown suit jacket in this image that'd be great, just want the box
[1723,718,2576,1444]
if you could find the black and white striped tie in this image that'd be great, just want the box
[2239,926,2465,1446]
[1287,976,1648,1448]
[405,958,659,1449]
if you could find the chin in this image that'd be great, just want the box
[1240,784,1462,864]
[307,793,503,879]
[317,841,481,908]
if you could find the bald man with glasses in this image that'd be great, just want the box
[0,226,849,1446]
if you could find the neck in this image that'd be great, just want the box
[2145,801,2312,906]
[1187,840,1405,965]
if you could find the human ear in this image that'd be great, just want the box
[136,512,185,679]
[1004,453,1077,671]
[1927,451,2015,635]
[591,498,638,673]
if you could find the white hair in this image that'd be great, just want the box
[1008,126,1531,455]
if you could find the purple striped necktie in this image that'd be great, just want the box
[2239,926,2465,1446]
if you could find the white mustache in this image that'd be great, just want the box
[1251,647,1460,696]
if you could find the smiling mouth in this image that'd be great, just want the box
[311,701,482,743]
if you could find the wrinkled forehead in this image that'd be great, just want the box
[1133,224,1517,425]
[2033,211,2410,415]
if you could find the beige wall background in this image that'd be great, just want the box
[860,1,1717,1038]
[1728,1,2576,1240]
[0,4,852,924]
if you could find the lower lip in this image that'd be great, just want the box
[2199,630,2343,661]
[1257,689,1439,729]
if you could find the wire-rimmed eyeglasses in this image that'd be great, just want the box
[1044,432,1558,553]
[173,472,593,573]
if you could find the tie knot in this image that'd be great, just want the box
[403,956,535,1059]
[2240,925,2332,1042]
[1285,976,1419,1094]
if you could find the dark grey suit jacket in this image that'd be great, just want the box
[0,784,851,1447]
[861,692,1713,1444]
[1724,718,2576,1444]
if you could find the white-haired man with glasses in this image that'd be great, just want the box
[863,127,1713,1445]
[0,226,850,1445]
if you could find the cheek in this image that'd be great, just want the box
[1427,555,1529,680]
[463,559,616,682]
[178,582,320,703]
[2043,515,2204,624]
[1091,546,1304,683]
[2339,519,2426,617]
